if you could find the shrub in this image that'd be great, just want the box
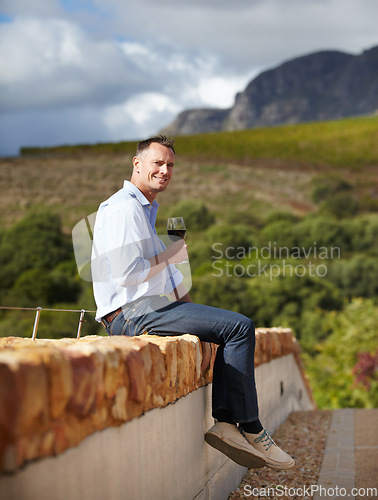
[293,216,353,251]
[264,211,300,225]
[260,220,296,248]
[303,298,378,408]
[327,255,378,299]
[349,215,378,254]
[0,211,71,288]
[48,261,82,304]
[191,274,254,316]
[353,350,378,390]
[311,175,352,204]
[206,223,254,259]
[246,274,343,334]
[170,200,215,231]
[320,193,360,219]
[10,268,52,307]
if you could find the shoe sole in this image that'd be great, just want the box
[266,458,295,470]
[205,431,266,469]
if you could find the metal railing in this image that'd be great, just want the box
[0,306,96,340]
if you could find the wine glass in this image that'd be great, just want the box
[167,217,186,241]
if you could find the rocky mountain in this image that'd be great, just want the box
[162,46,378,135]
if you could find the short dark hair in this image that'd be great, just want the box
[136,135,175,156]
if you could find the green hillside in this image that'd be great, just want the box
[2,115,378,409]
[175,116,378,168]
[21,115,378,168]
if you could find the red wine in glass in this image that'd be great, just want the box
[167,217,186,241]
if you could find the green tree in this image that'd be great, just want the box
[303,298,378,409]
[0,211,71,289]
[293,216,353,251]
[311,175,352,204]
[260,220,296,248]
[191,274,254,317]
[349,214,378,254]
[10,268,52,307]
[246,274,342,338]
[327,255,378,299]
[170,200,215,231]
[320,193,360,219]
[206,223,254,259]
[48,260,82,304]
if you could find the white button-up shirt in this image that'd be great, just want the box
[92,180,183,321]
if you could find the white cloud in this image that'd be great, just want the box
[85,0,378,71]
[0,18,152,112]
[0,0,377,155]
[0,18,227,114]
[194,73,259,108]
[104,93,181,139]
[1,0,63,17]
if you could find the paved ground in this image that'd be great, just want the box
[315,409,378,500]
[229,409,377,499]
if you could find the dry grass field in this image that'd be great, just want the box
[3,116,377,233]
[1,152,377,235]
[0,115,376,239]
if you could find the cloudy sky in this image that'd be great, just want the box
[0,0,377,156]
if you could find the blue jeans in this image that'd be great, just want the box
[104,295,259,424]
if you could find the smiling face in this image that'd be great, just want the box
[131,142,175,203]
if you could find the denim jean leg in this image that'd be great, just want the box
[220,315,259,423]
[212,346,233,419]
[132,298,259,423]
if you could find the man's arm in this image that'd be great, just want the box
[145,238,188,282]
[145,238,192,302]
[172,288,193,302]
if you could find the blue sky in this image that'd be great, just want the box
[0,0,377,156]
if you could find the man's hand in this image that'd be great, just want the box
[145,239,188,282]
[163,239,188,265]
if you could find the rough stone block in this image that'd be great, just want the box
[0,350,48,437]
[0,327,303,473]
[40,348,73,419]
[63,346,99,417]
[145,336,178,403]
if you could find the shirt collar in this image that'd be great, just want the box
[123,180,159,210]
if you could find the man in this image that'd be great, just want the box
[92,135,294,470]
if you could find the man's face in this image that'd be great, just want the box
[132,143,175,202]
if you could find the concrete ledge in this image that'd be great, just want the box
[0,327,313,477]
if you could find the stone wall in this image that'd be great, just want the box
[0,328,312,475]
